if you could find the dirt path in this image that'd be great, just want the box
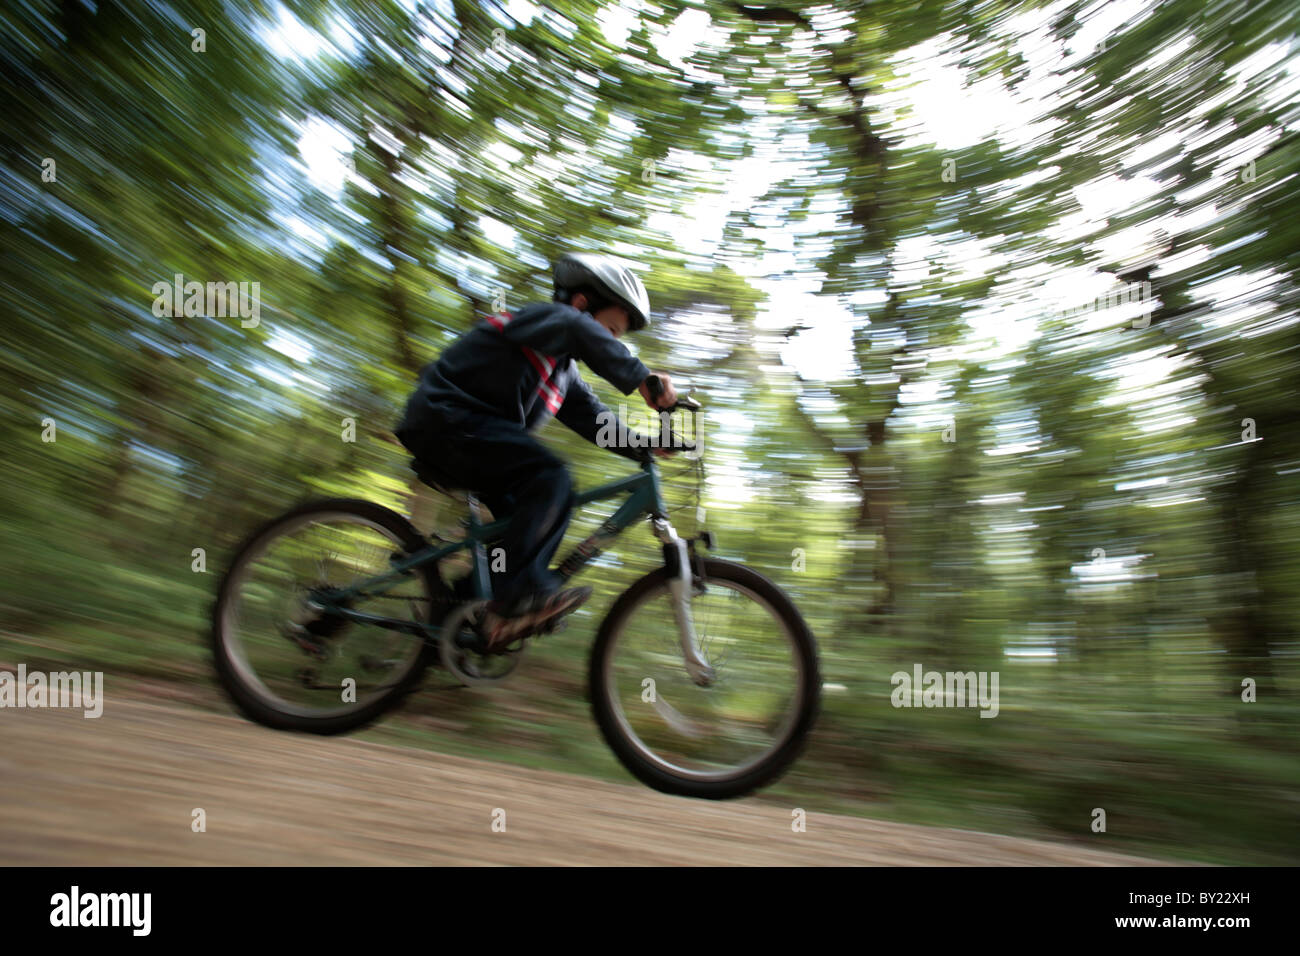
[1,694,1164,866]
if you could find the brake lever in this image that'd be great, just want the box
[673,391,702,412]
[646,374,701,413]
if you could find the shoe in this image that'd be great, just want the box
[479,586,592,651]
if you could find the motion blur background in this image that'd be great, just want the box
[2,0,1297,864]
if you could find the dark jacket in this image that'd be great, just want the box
[396,302,651,460]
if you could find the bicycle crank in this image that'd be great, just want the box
[438,601,526,687]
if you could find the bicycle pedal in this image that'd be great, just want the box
[284,623,330,659]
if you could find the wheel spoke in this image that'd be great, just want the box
[216,507,435,721]
[599,568,813,788]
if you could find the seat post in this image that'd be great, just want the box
[464,493,494,601]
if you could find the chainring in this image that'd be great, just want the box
[439,600,526,687]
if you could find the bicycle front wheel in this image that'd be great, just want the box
[589,558,820,799]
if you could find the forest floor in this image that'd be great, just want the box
[1,680,1167,866]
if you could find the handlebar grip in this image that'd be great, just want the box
[645,374,702,412]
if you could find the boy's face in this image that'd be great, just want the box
[593,305,630,339]
[574,293,630,338]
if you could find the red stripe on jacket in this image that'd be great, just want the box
[486,312,562,414]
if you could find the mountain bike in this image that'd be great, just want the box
[211,381,820,799]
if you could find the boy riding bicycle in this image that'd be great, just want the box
[394,253,678,649]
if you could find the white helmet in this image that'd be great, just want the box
[553,253,651,331]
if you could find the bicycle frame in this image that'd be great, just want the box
[314,453,715,683]
[320,459,665,631]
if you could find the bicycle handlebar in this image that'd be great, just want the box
[635,374,701,462]
[646,373,701,412]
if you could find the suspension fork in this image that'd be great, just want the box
[651,517,716,686]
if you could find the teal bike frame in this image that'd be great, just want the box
[308,418,716,684]
[318,458,669,642]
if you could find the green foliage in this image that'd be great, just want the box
[2,0,1297,863]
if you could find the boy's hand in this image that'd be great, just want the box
[639,373,677,409]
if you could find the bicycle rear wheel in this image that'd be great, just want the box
[211,498,444,734]
[589,558,820,799]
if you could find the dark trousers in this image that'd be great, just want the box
[397,410,572,608]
